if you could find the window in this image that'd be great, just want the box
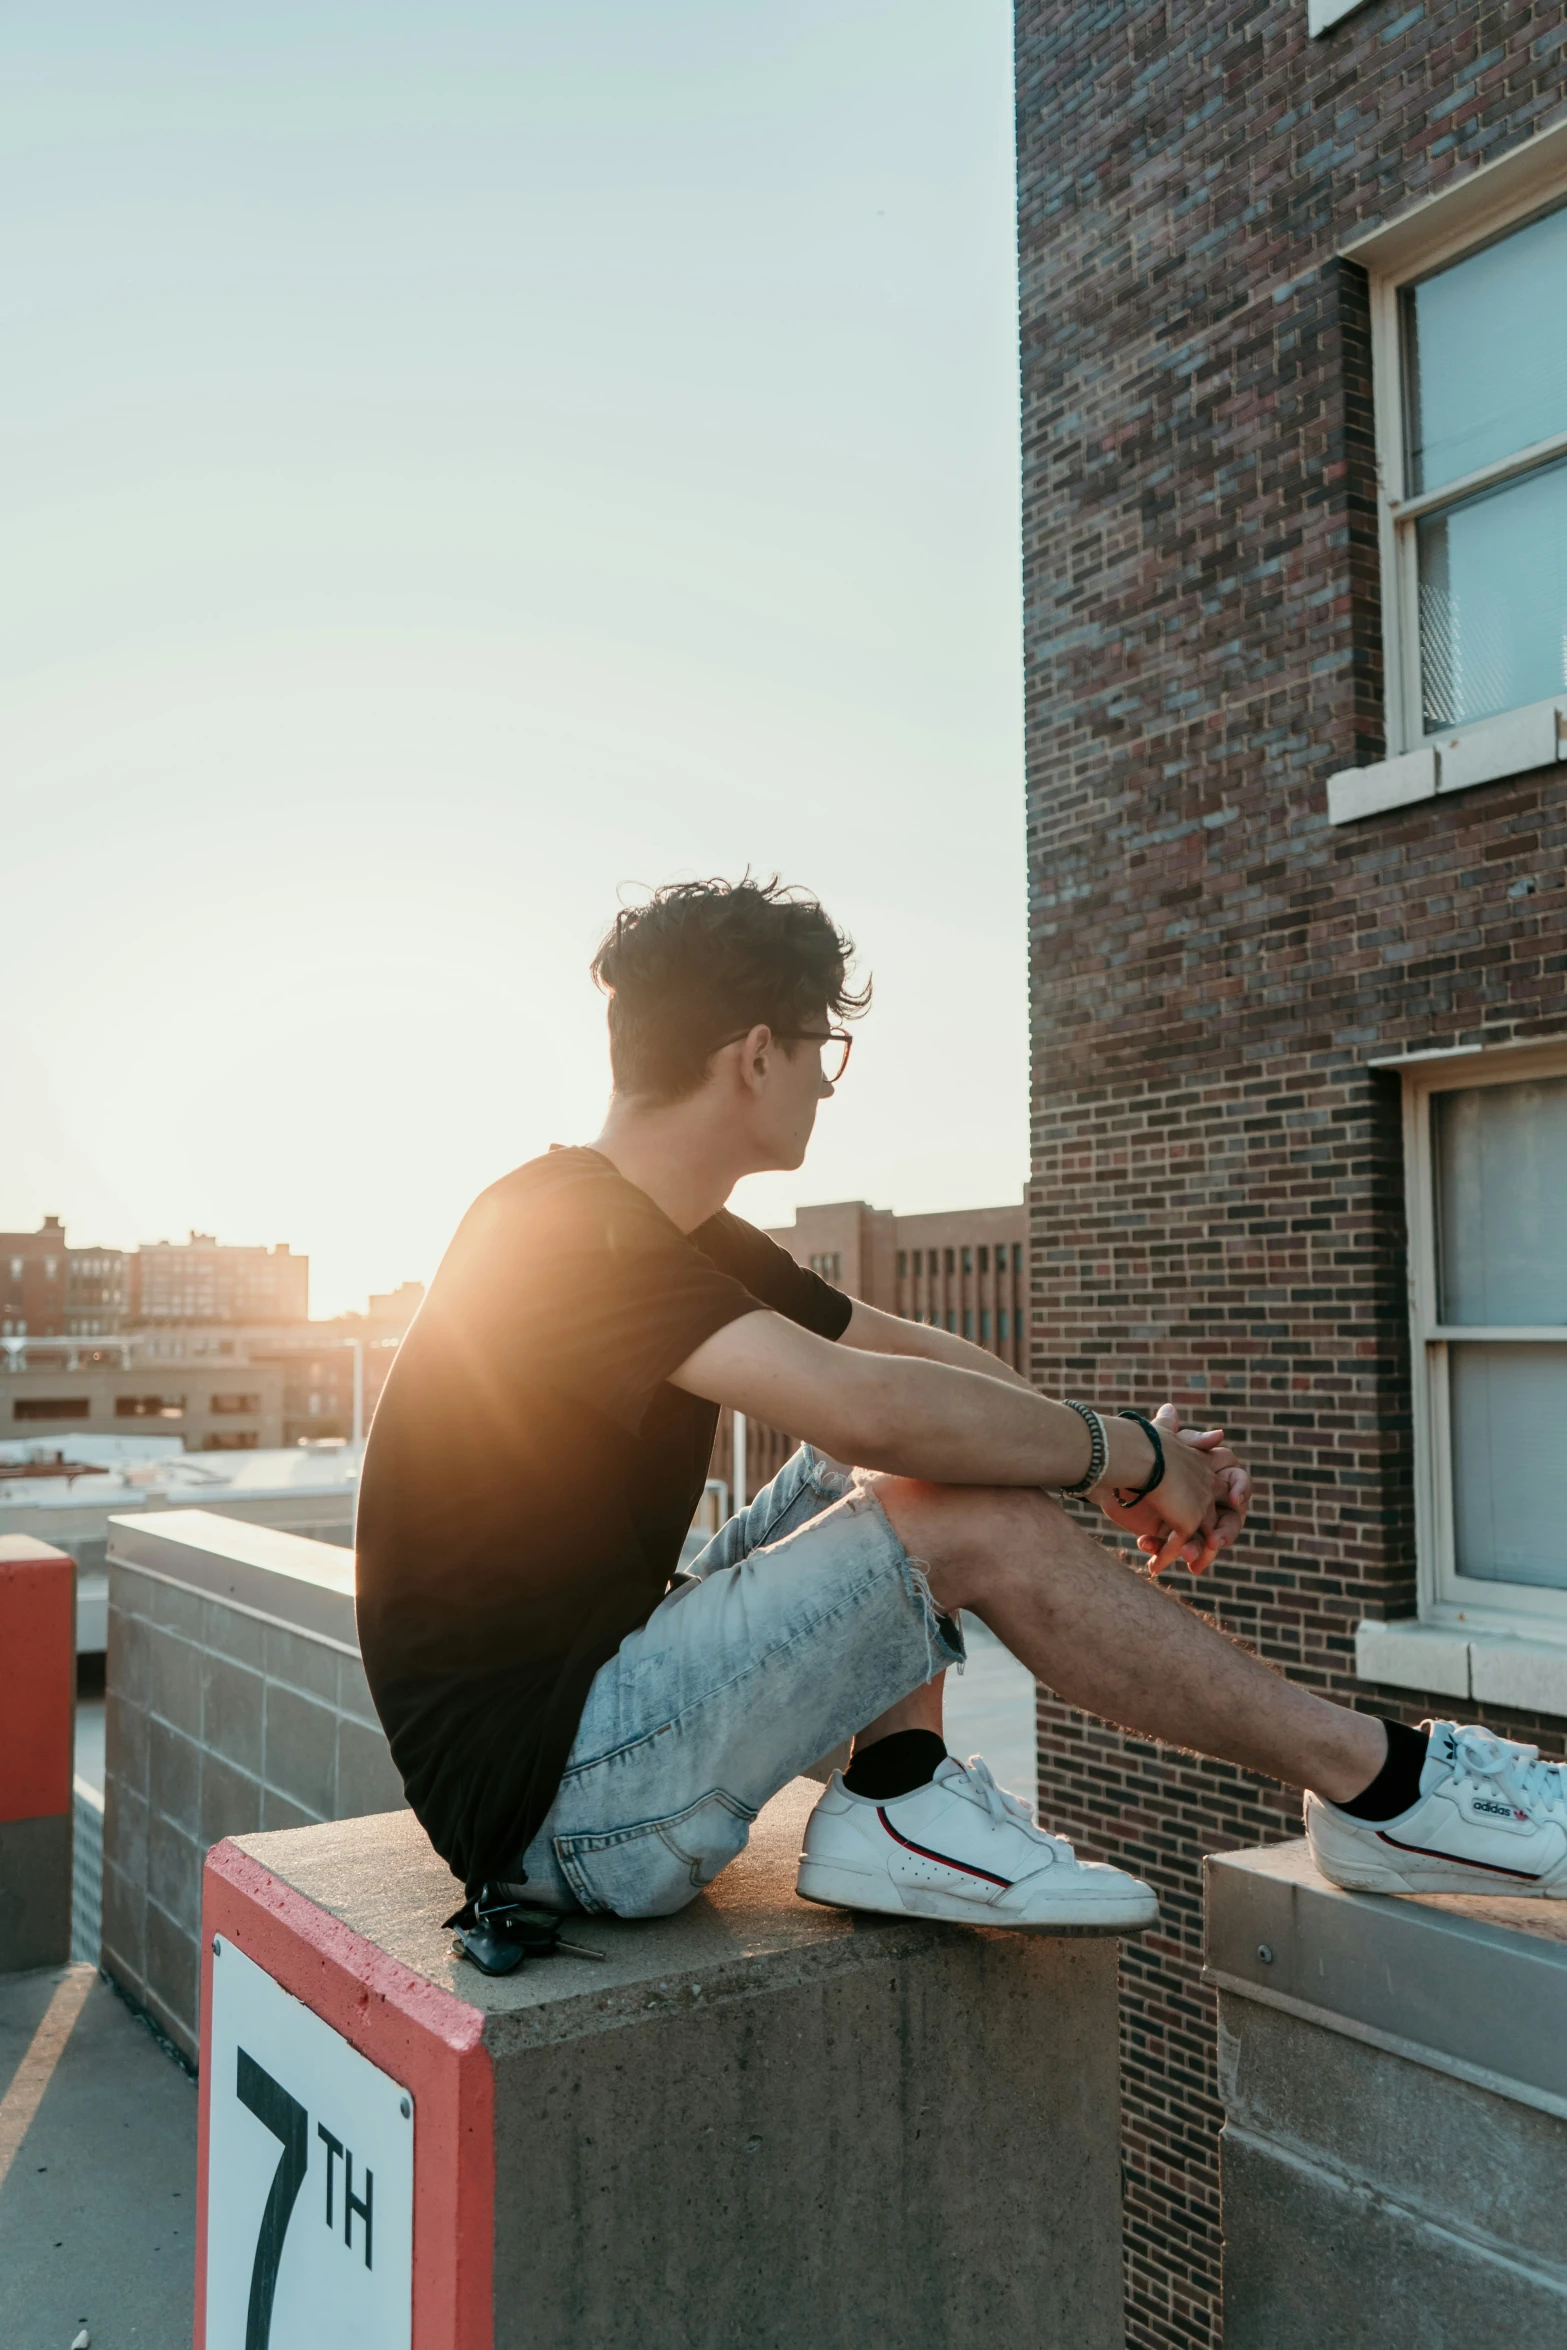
[1400,202,1567,735]
[961,1246,973,1275]
[210,1392,261,1415]
[808,1252,842,1283]
[203,1430,259,1451]
[998,1309,1010,1342]
[13,1397,89,1421]
[115,1394,185,1420]
[963,1309,973,1339]
[896,1251,907,1279]
[978,1246,989,1274]
[944,1249,955,1277]
[945,1310,955,1333]
[980,1309,991,1342]
[1405,1045,1567,1623]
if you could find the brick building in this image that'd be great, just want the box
[703,1196,1029,1503]
[1,1215,67,1336]
[1016,6,1567,2344]
[133,1232,309,1324]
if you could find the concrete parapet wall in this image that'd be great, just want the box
[198,1779,1128,2349]
[103,1509,404,2061]
[0,1534,75,1973]
[1208,1842,1567,2348]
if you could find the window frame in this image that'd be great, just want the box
[1362,151,1567,758]
[1403,1038,1567,1637]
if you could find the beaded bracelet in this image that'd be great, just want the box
[1113,1409,1166,1507]
[1059,1399,1108,1495]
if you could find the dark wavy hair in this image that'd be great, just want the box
[590,875,870,1103]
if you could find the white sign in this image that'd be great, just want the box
[205,1935,414,2350]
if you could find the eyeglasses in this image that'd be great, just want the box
[712,1027,854,1084]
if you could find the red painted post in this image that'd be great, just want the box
[0,1533,76,1972]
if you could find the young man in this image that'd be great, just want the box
[355,877,1567,1935]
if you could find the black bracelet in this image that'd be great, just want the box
[1114,1410,1165,1507]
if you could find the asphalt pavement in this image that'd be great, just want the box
[0,1967,196,2350]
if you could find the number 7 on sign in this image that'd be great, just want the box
[236,2050,308,2350]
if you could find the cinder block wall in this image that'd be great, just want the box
[104,1560,405,2061]
[1014,4,1567,2343]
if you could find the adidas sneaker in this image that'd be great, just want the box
[1306,1719,1567,1897]
[796,1754,1159,1931]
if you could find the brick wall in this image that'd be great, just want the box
[1016,3,1567,2341]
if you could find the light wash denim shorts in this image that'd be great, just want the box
[514,1445,965,1918]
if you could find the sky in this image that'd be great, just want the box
[3,1,1026,1318]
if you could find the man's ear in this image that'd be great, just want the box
[737,1024,774,1092]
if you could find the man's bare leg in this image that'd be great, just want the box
[863,1476,1385,1804]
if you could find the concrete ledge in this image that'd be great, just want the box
[199,1779,1129,2348]
[108,1507,358,1650]
[0,1536,74,1973]
[1356,1616,1567,1712]
[1326,695,1566,824]
[1209,1842,1567,2347]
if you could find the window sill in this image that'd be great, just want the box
[1309,0,1372,30]
[1356,1618,1567,1714]
[1327,696,1565,825]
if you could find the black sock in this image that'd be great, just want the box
[843,1729,947,1802]
[1336,1718,1430,1821]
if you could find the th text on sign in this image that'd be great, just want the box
[205,1936,413,2350]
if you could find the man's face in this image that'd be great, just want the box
[755,1014,838,1171]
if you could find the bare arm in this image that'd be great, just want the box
[670,1308,1224,1552]
[838,1297,1034,1391]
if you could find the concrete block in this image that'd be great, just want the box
[145,1624,204,1737]
[204,1593,267,1671]
[148,1818,202,1936]
[261,1684,337,1818]
[259,1786,317,1834]
[199,1750,264,1850]
[263,1619,341,1703]
[107,1587,153,1710]
[148,1718,201,1834]
[101,1857,146,1988]
[1468,1635,1567,1714]
[1221,2123,1567,2348]
[198,1779,1129,2350]
[0,1816,73,1975]
[1354,1616,1470,1698]
[335,1653,382,1727]
[104,1690,150,1799]
[0,1535,75,1972]
[143,1573,207,1642]
[104,1777,149,1886]
[1326,747,1436,824]
[1209,1842,1567,2348]
[1435,695,1559,796]
[199,1653,264,1777]
[334,1716,407,1817]
[143,1902,199,2066]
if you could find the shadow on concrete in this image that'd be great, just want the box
[0,1966,195,2349]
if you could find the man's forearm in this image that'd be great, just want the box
[839,1297,1034,1392]
[675,1311,1153,1496]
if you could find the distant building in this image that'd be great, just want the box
[66,1246,130,1335]
[701,1194,1029,1509]
[133,1233,309,1325]
[1,1215,68,1337]
[765,1194,1027,1373]
[0,1345,284,1450]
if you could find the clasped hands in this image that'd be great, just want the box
[1094,1401,1250,1577]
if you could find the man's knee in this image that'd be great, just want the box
[858,1474,1068,1611]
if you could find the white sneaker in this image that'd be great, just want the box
[796,1755,1159,1931]
[1306,1719,1567,1897]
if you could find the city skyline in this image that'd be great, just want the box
[4,0,1026,1322]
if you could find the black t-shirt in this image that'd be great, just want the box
[353,1147,852,1889]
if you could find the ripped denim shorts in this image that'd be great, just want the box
[513,1444,964,1919]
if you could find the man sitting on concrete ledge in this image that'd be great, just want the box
[354,876,1567,1933]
